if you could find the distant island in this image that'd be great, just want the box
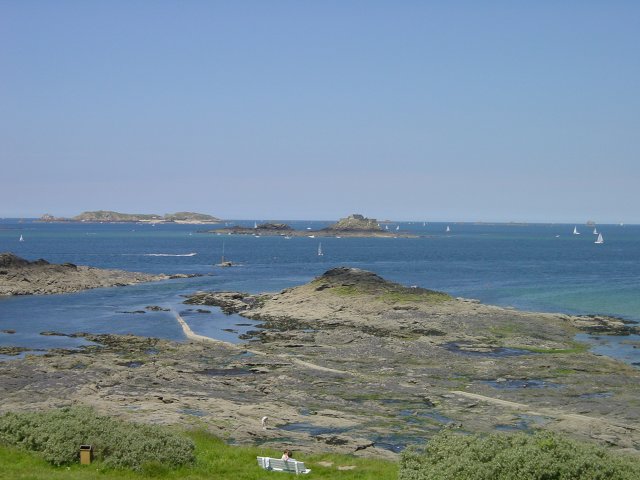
[206,214,417,238]
[39,211,221,224]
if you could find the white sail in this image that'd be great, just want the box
[595,233,604,244]
[573,226,580,235]
[19,235,24,242]
[254,222,258,229]
[318,243,323,256]
[396,225,399,231]
[446,225,450,232]
[593,228,598,235]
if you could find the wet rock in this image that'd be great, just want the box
[0,346,31,355]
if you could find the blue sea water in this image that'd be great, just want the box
[1,219,639,364]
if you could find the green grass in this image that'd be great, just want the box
[0,430,398,480]
[511,341,589,354]
[488,323,523,338]
[331,285,360,296]
[379,290,451,304]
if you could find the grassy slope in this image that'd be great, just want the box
[0,431,398,480]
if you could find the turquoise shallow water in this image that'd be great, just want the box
[1,219,639,364]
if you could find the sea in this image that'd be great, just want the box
[1,219,639,366]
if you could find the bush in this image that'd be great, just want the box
[400,430,640,480]
[0,406,194,469]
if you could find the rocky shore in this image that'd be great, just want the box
[0,253,197,295]
[1,267,639,459]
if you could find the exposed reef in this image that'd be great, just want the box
[0,253,198,296]
[2,268,639,458]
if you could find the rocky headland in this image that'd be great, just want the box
[0,253,197,295]
[1,267,639,459]
[39,211,221,224]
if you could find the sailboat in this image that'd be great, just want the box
[593,227,598,235]
[216,241,233,267]
[446,225,450,233]
[19,234,24,242]
[385,225,389,230]
[254,221,258,229]
[318,243,323,256]
[595,233,604,244]
[573,226,580,235]
[396,225,400,231]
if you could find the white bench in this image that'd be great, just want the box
[257,456,311,475]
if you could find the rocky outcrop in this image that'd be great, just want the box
[2,268,640,457]
[184,291,265,314]
[0,253,199,296]
[324,214,382,232]
[205,216,417,238]
[209,223,295,236]
[256,223,291,230]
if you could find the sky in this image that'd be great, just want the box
[1,1,639,222]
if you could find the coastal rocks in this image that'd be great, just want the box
[255,223,291,231]
[3,268,640,459]
[0,346,31,356]
[184,291,264,314]
[0,253,198,296]
[207,223,295,236]
[570,315,639,335]
[146,305,170,312]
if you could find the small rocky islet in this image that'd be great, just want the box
[206,213,418,238]
[1,266,639,458]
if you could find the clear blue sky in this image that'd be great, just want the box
[2,1,638,222]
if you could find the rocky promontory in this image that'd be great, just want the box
[0,253,197,296]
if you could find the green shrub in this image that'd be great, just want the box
[0,406,194,470]
[400,430,640,480]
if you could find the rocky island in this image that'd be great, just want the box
[39,210,221,224]
[1,267,638,459]
[210,222,296,236]
[0,253,197,295]
[206,214,417,238]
